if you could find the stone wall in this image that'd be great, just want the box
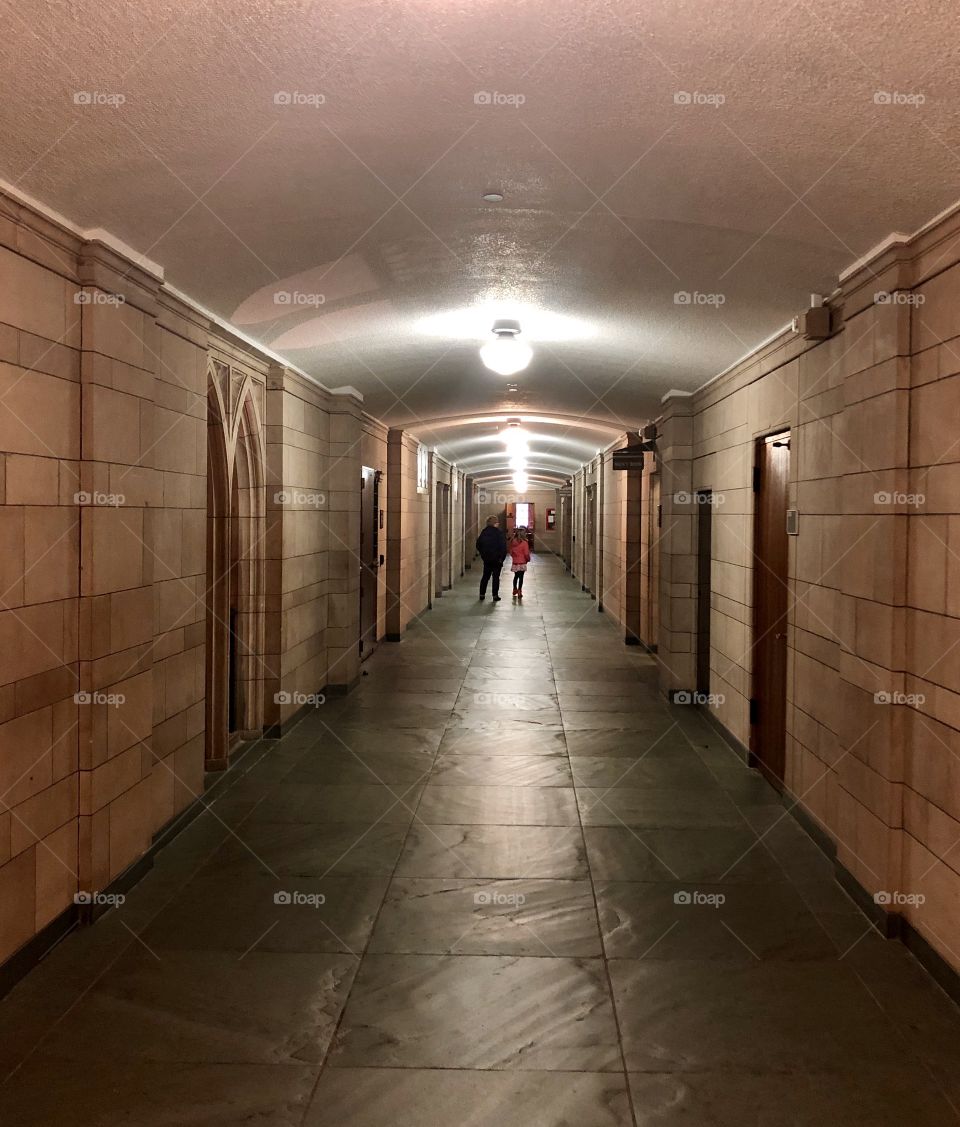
[0,191,381,971]
[648,213,960,972]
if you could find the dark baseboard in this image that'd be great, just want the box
[263,687,342,737]
[700,709,960,1001]
[0,907,77,1002]
[385,632,402,642]
[79,851,154,926]
[0,734,265,1001]
[902,919,960,1007]
[695,701,749,763]
[625,634,641,646]
[325,676,360,697]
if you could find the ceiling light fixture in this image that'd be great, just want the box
[480,319,533,376]
[513,471,529,494]
[482,191,504,202]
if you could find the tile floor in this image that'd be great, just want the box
[0,555,958,1124]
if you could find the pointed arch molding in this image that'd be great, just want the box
[205,357,267,768]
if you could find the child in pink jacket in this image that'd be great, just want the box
[508,528,531,599]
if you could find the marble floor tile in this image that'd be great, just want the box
[596,880,838,961]
[249,782,424,824]
[561,711,682,732]
[0,1061,316,1126]
[306,1068,632,1126]
[583,826,786,883]
[141,870,388,955]
[417,784,580,826]
[205,820,409,877]
[576,786,741,828]
[610,959,911,1072]
[570,753,716,788]
[332,954,621,1071]
[627,1070,957,1126]
[34,948,357,1064]
[563,730,688,757]
[282,746,436,786]
[431,752,573,786]
[369,877,601,956]
[397,824,589,879]
[438,729,568,756]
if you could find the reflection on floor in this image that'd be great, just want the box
[1,555,958,1124]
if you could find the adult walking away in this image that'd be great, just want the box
[508,526,531,599]
[476,515,507,602]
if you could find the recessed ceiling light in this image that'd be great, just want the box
[482,191,504,202]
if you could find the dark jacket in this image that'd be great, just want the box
[476,525,507,564]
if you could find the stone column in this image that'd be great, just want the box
[323,398,362,691]
[656,391,696,696]
[829,248,913,925]
[76,243,159,898]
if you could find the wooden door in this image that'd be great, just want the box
[750,432,790,787]
[584,483,597,593]
[644,474,661,648]
[696,490,713,697]
[359,467,379,660]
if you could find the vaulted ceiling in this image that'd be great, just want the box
[2,0,958,481]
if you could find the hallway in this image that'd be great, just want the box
[0,556,956,1125]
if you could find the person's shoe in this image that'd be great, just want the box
[479,595,485,601]
[492,595,502,602]
[517,591,523,599]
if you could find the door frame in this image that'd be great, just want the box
[359,465,380,661]
[695,488,713,697]
[749,429,791,789]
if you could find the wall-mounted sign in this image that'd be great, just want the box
[546,507,556,529]
[611,445,646,471]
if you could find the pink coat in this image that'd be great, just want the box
[508,539,531,567]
